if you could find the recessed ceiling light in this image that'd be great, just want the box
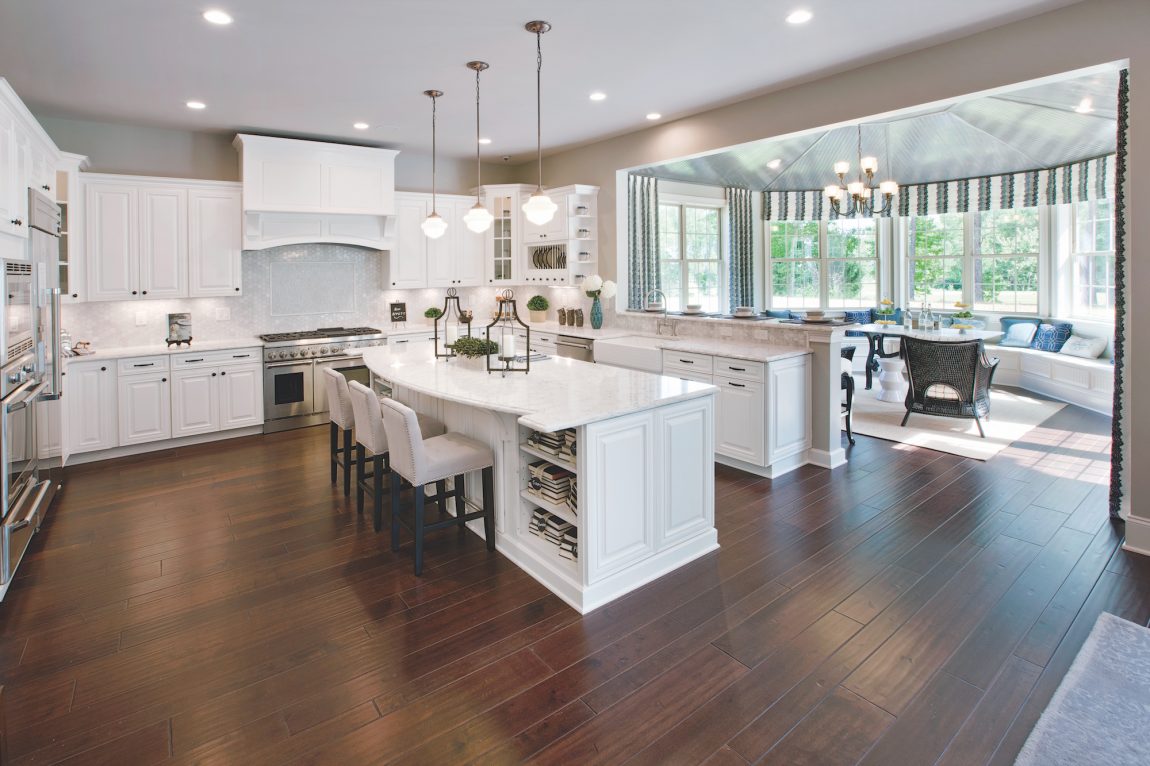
[353,122,370,130]
[646,112,662,121]
[786,9,813,24]
[186,100,206,110]
[1074,98,1095,114]
[767,158,783,169]
[202,9,233,25]
[589,92,607,101]
[478,137,492,145]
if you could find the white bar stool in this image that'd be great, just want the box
[380,397,496,576]
[346,380,445,531]
[322,367,356,496]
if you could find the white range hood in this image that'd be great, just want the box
[234,134,399,251]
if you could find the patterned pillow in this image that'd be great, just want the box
[999,322,1038,347]
[1030,322,1074,352]
[842,309,873,325]
[1059,335,1107,359]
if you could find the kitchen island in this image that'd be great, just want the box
[362,345,718,614]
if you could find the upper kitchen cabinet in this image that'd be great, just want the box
[56,153,91,303]
[385,193,483,290]
[483,185,522,285]
[0,79,61,257]
[234,134,399,251]
[83,174,243,302]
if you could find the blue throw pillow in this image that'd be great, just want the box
[1000,322,1038,347]
[842,309,873,325]
[999,316,1040,338]
[764,309,793,319]
[1031,322,1073,352]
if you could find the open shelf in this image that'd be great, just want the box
[520,523,579,574]
[519,442,576,473]
[520,489,577,526]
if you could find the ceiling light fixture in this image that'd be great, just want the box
[589,92,607,101]
[353,122,369,130]
[186,100,206,110]
[786,9,813,24]
[767,158,783,169]
[462,61,495,234]
[478,137,492,145]
[521,20,558,226]
[202,9,233,25]
[646,113,662,121]
[420,90,448,240]
[823,125,898,218]
[1075,98,1095,114]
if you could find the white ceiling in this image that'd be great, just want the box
[0,0,1082,161]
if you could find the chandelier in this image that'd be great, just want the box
[823,125,898,217]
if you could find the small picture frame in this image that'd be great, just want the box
[390,301,407,328]
[166,312,192,347]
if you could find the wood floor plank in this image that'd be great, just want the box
[858,671,983,765]
[936,656,1042,766]
[760,687,893,766]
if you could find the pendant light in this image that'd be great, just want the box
[462,61,494,233]
[521,20,558,226]
[420,89,448,239]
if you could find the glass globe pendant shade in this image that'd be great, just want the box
[462,202,494,233]
[421,211,448,239]
[522,191,558,226]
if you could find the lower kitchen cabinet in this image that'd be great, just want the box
[118,370,171,446]
[218,364,262,429]
[65,360,118,454]
[172,360,262,437]
[714,375,766,465]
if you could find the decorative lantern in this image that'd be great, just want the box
[485,289,531,376]
[433,287,472,360]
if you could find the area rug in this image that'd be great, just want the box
[1015,612,1150,765]
[848,378,1064,460]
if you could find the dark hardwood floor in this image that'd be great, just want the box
[1,404,1145,765]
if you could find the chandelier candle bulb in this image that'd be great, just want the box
[834,161,851,176]
[824,184,840,198]
[847,181,864,196]
[860,156,878,173]
[879,180,899,195]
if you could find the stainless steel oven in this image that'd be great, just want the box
[264,359,315,421]
[313,354,370,414]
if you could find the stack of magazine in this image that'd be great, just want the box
[528,428,577,463]
[528,460,574,507]
[566,477,578,516]
[528,508,577,561]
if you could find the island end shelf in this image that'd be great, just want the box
[362,346,718,614]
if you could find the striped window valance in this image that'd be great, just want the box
[762,154,1116,221]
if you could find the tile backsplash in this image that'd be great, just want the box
[61,244,562,348]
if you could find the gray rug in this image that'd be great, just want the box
[1016,612,1150,765]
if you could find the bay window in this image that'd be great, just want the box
[659,203,724,312]
[973,209,1040,314]
[909,213,965,307]
[768,218,878,309]
[768,220,820,309]
[1071,199,1116,319]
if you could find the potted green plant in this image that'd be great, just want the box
[424,307,443,326]
[449,335,500,367]
[527,295,549,323]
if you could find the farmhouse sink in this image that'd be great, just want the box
[593,336,667,373]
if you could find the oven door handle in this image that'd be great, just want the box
[7,481,48,531]
[266,361,316,369]
[5,380,48,412]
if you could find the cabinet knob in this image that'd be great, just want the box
[41,185,50,191]
[161,377,167,383]
[71,293,78,298]
[220,371,226,376]
[211,372,217,377]
[10,219,21,226]
[234,287,240,292]
[100,366,107,371]
[142,290,148,295]
[131,290,138,295]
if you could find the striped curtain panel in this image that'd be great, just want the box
[726,187,754,312]
[627,175,660,310]
[762,154,1117,221]
[1110,69,1128,520]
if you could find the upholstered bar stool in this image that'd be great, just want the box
[346,380,445,530]
[322,368,356,496]
[380,397,496,576]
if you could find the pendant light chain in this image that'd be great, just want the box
[475,67,482,202]
[535,27,543,191]
[431,92,438,213]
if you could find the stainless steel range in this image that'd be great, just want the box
[260,327,386,432]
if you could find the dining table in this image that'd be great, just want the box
[852,323,1003,403]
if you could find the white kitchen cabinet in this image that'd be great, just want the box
[171,368,218,437]
[85,182,139,301]
[0,112,16,238]
[522,197,568,243]
[139,186,188,299]
[715,376,766,465]
[387,194,429,289]
[36,400,62,460]
[426,198,485,288]
[218,363,262,429]
[118,370,172,446]
[65,360,117,454]
[0,81,60,251]
[766,355,812,464]
[56,153,90,303]
[485,186,521,285]
[656,399,714,547]
[188,188,242,297]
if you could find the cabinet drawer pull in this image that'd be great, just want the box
[185,358,204,363]
[678,359,694,364]
[132,362,155,367]
[728,382,746,388]
[232,354,250,358]
[728,366,746,372]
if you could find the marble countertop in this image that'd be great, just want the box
[362,345,716,432]
[646,337,809,364]
[66,337,265,362]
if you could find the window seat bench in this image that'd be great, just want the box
[987,345,1113,415]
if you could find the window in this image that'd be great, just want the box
[974,209,1040,314]
[909,213,965,307]
[826,219,879,309]
[1071,199,1115,319]
[768,218,878,309]
[769,220,820,309]
[659,203,723,312]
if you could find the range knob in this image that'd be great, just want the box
[289,351,298,358]
[320,346,329,355]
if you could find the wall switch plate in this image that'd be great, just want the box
[135,311,147,326]
[215,308,231,321]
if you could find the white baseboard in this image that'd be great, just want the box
[808,446,847,470]
[66,426,265,466]
[716,450,814,478]
[1122,515,1150,558]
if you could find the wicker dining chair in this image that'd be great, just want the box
[900,336,999,438]
[841,346,857,445]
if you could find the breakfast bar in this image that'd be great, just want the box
[362,345,719,613]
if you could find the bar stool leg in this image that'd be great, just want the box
[481,467,495,552]
[454,474,467,533]
[435,479,447,518]
[355,444,366,515]
[372,454,385,532]
[329,422,338,483]
[389,468,401,552]
[342,428,353,496]
[413,485,426,576]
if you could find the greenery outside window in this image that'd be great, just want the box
[1071,199,1115,320]
[769,221,820,309]
[973,209,1040,314]
[659,203,723,312]
[768,219,877,309]
[909,213,965,307]
[826,218,879,309]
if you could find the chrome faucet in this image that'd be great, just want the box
[645,289,677,337]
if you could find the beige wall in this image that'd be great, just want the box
[533,0,1146,533]
[34,114,518,192]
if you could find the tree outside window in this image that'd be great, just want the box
[826,218,878,309]
[974,209,1039,314]
[769,221,820,309]
[1072,199,1115,320]
[910,213,964,308]
[659,203,723,312]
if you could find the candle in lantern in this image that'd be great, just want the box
[445,323,459,346]
[502,329,516,359]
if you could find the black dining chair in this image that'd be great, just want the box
[841,346,857,445]
[900,336,999,438]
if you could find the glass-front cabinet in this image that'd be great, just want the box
[56,152,89,303]
[486,187,518,284]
